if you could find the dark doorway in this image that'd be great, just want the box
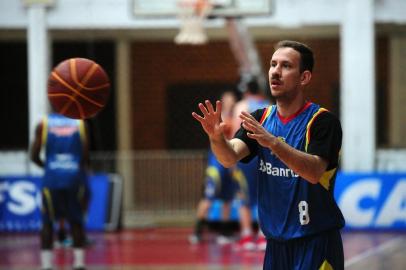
[166,83,237,150]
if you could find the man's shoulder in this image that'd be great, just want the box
[310,107,342,133]
[316,108,340,124]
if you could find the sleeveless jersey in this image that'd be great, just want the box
[257,103,344,241]
[42,113,87,189]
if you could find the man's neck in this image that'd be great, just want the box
[276,97,307,119]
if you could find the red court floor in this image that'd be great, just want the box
[0,228,405,270]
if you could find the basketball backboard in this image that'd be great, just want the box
[133,0,273,18]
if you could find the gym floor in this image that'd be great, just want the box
[0,228,405,270]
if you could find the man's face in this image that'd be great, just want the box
[268,47,303,100]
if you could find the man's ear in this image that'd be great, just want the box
[300,70,312,86]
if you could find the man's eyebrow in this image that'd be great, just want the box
[270,59,292,64]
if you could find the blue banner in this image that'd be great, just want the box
[334,172,406,230]
[207,172,406,230]
[0,174,112,232]
[0,176,42,231]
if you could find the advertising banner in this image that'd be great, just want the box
[334,172,406,230]
[207,172,406,230]
[0,174,121,232]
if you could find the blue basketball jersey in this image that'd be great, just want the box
[42,113,87,189]
[256,103,344,241]
[204,151,237,201]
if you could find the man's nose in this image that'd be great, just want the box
[270,66,281,77]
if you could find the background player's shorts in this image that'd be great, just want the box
[233,157,258,207]
[263,229,344,270]
[41,185,86,225]
[204,152,237,202]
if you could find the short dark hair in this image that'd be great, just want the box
[246,79,260,94]
[274,40,314,73]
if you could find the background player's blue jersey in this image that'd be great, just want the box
[248,103,344,240]
[204,151,237,202]
[42,113,87,189]
[247,98,269,112]
[235,97,270,207]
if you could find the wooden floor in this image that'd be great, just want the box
[0,228,405,270]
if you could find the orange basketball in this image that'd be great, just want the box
[48,58,110,119]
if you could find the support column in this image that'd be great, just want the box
[115,40,135,212]
[340,0,375,171]
[25,0,53,145]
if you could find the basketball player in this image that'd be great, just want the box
[231,79,270,251]
[189,90,238,244]
[192,40,345,269]
[31,112,90,270]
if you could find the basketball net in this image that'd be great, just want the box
[175,0,212,45]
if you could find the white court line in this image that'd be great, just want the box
[344,237,404,268]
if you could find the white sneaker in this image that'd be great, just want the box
[256,235,267,251]
[188,234,201,244]
[216,235,234,245]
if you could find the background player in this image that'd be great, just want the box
[231,78,270,251]
[31,112,90,270]
[189,90,238,244]
[192,40,345,269]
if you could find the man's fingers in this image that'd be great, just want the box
[240,111,256,120]
[215,100,222,115]
[242,120,255,132]
[241,115,261,130]
[205,100,216,114]
[192,112,204,122]
[239,112,259,126]
[246,132,258,140]
[198,103,209,117]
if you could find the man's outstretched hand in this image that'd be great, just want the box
[192,100,226,140]
[239,111,276,148]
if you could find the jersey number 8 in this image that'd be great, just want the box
[298,201,310,225]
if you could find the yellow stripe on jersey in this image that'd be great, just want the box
[232,167,248,194]
[41,116,48,147]
[78,120,86,145]
[42,188,54,219]
[305,108,328,152]
[318,168,337,190]
[206,166,221,186]
[259,105,274,125]
[319,259,334,270]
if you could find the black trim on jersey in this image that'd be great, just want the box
[307,111,342,170]
[234,107,342,170]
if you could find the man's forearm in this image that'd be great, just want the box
[209,135,240,168]
[269,139,327,184]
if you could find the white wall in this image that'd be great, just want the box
[1,0,406,30]
[1,0,406,173]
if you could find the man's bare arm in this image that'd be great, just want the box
[30,122,44,168]
[266,138,328,183]
[209,136,250,168]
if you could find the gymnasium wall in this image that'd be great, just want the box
[130,37,389,150]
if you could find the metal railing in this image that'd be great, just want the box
[90,150,207,226]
